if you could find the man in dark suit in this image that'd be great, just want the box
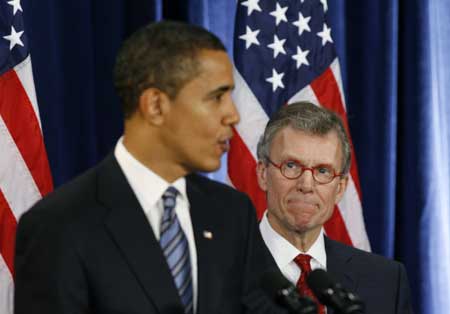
[14,21,277,314]
[255,101,413,314]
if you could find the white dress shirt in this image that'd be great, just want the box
[114,137,198,313]
[259,210,327,286]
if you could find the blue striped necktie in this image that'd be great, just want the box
[160,187,193,314]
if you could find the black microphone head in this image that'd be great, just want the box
[260,269,294,299]
[307,269,364,314]
[306,269,334,299]
[260,270,317,314]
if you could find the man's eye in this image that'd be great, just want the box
[285,161,300,169]
[317,166,332,174]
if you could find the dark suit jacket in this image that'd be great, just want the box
[14,155,278,314]
[325,237,413,314]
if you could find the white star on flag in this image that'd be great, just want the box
[320,0,328,12]
[270,3,288,26]
[3,26,24,50]
[292,12,311,36]
[266,69,285,92]
[7,0,23,15]
[239,26,260,49]
[267,35,286,58]
[292,46,310,68]
[232,0,372,255]
[241,0,262,16]
[317,23,333,46]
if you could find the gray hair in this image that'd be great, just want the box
[256,101,351,174]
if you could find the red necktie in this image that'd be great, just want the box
[294,254,325,314]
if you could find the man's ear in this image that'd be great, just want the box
[334,175,349,204]
[256,160,268,192]
[138,88,170,126]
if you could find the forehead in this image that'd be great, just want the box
[269,126,343,167]
[196,49,233,79]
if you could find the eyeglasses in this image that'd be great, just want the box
[265,157,343,184]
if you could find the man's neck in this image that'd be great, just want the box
[122,133,188,183]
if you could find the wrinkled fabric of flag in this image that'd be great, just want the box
[229,0,370,251]
[0,1,53,313]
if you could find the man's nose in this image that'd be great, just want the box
[224,96,240,126]
[295,168,315,192]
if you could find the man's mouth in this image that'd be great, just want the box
[287,199,317,210]
[218,139,230,153]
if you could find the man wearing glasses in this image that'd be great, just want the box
[256,101,413,314]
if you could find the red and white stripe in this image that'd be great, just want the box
[229,59,371,251]
[0,56,53,314]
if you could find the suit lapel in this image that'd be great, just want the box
[186,175,222,314]
[325,236,358,293]
[97,155,184,314]
[323,237,358,314]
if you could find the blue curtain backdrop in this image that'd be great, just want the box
[22,0,450,313]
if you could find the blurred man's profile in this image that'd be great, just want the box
[14,21,278,314]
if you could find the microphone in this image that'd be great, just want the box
[261,270,317,314]
[307,269,364,314]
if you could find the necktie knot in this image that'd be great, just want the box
[294,254,312,273]
[162,186,178,206]
[162,187,178,221]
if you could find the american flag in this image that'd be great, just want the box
[0,0,53,312]
[229,0,371,250]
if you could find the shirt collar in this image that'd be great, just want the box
[114,137,187,207]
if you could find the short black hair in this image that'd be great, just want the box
[114,20,227,118]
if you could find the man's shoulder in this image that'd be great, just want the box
[324,238,413,314]
[325,237,403,270]
[19,155,117,227]
[186,173,250,201]
[186,173,257,222]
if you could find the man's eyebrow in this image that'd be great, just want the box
[206,84,235,97]
[282,156,335,167]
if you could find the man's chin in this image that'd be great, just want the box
[293,222,321,237]
[292,215,318,231]
[191,159,221,174]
